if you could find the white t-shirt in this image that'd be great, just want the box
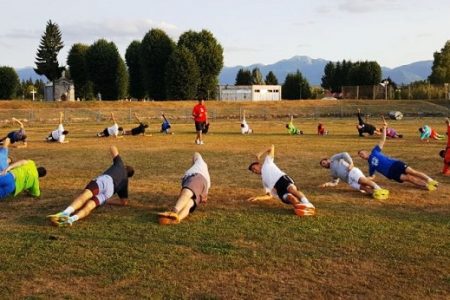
[51,124,65,143]
[107,123,119,137]
[261,155,285,195]
[241,120,250,134]
[184,153,211,190]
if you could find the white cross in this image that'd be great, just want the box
[30,88,37,101]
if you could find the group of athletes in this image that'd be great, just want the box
[0,101,448,226]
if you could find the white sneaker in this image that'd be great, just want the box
[195,139,199,144]
[200,140,204,145]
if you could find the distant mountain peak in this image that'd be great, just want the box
[220,56,432,85]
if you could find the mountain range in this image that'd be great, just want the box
[16,55,433,86]
[219,56,433,86]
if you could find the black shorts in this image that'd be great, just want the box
[387,161,408,183]
[274,175,295,204]
[195,121,206,132]
[102,128,110,137]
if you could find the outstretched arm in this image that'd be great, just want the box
[1,159,29,175]
[256,145,274,162]
[12,117,24,129]
[107,197,129,206]
[110,145,119,159]
[134,113,142,124]
[111,112,117,123]
[59,112,64,125]
[321,178,340,188]
[247,192,273,202]
[378,120,388,149]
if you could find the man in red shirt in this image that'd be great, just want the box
[439,118,450,175]
[192,99,208,145]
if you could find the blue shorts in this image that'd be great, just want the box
[0,173,16,199]
[387,161,408,183]
[0,148,8,172]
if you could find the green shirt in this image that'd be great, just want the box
[287,122,299,135]
[10,160,40,197]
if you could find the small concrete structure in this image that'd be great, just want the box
[44,73,75,101]
[218,85,282,101]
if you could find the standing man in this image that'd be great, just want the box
[47,146,134,226]
[158,152,210,224]
[192,99,208,145]
[0,117,28,148]
[358,121,438,191]
[248,145,315,216]
[319,152,389,200]
[46,112,69,143]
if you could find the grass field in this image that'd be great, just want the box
[0,101,449,299]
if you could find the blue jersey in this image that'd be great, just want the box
[368,145,398,176]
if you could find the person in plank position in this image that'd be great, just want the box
[47,146,134,226]
[241,110,253,134]
[46,112,69,143]
[358,120,438,191]
[97,112,124,138]
[248,145,315,216]
[286,115,303,135]
[123,113,149,136]
[319,152,389,200]
[439,118,450,175]
[158,152,211,224]
[0,117,28,148]
[356,108,381,137]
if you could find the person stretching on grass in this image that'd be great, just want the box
[286,115,303,135]
[419,125,444,142]
[379,116,402,138]
[0,117,28,148]
[160,113,173,134]
[97,112,123,138]
[0,159,46,200]
[356,108,381,137]
[47,146,134,226]
[248,145,315,216]
[241,110,253,134]
[158,152,210,224]
[46,112,69,143]
[439,118,450,175]
[358,120,439,191]
[123,113,149,136]
[317,123,327,135]
[320,152,389,200]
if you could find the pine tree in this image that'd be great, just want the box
[265,71,279,85]
[34,20,64,100]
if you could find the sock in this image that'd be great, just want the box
[63,206,75,215]
[69,215,79,223]
[300,197,314,208]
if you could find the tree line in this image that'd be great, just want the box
[1,19,450,100]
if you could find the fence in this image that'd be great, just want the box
[0,100,448,127]
[342,83,450,100]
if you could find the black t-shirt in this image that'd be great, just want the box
[131,123,147,135]
[103,155,128,198]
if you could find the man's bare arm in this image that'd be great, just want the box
[378,118,388,150]
[247,192,273,202]
[110,145,119,158]
[1,159,29,175]
[256,145,275,161]
[107,197,129,206]
[12,117,24,129]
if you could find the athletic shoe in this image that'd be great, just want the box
[373,188,389,200]
[158,211,180,224]
[46,212,69,224]
[56,217,73,227]
[426,181,438,191]
[200,141,204,145]
[195,139,200,145]
[294,207,316,216]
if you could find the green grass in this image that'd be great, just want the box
[0,101,449,299]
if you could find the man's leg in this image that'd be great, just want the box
[70,199,97,222]
[173,188,195,219]
[405,166,433,183]
[286,185,314,207]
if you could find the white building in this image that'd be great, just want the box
[44,75,75,101]
[217,85,282,101]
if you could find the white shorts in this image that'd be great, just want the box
[348,167,364,190]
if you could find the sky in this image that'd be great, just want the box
[1,0,449,69]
